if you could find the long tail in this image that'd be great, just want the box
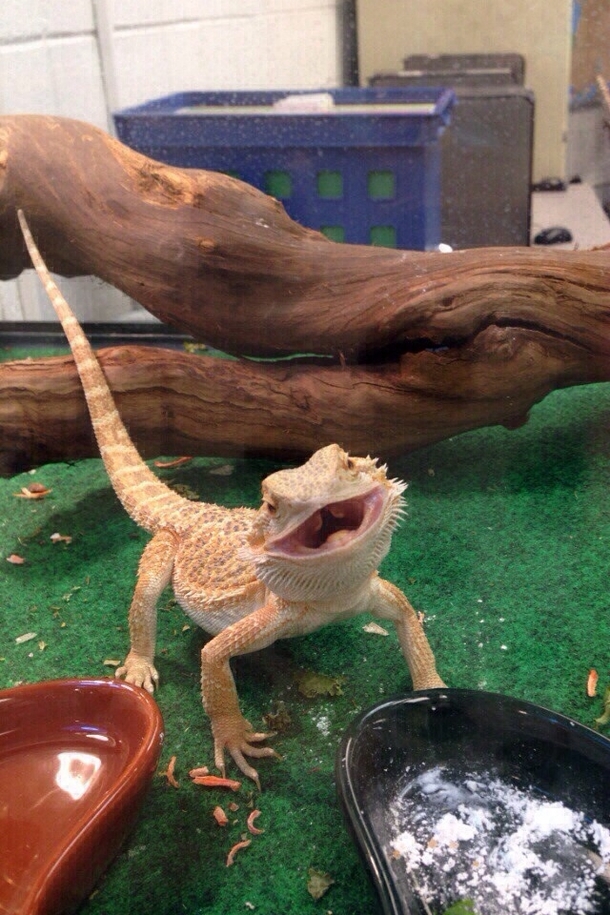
[17,209,189,533]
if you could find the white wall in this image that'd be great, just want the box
[0,0,343,321]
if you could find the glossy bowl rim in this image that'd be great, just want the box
[0,676,164,913]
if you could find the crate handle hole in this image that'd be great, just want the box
[317,171,343,199]
[321,226,345,242]
[264,170,293,199]
[368,171,395,200]
[370,226,397,247]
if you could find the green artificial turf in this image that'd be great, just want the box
[1,370,609,914]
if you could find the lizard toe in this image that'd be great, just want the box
[243,730,276,743]
[212,716,278,787]
[240,744,280,760]
[115,656,159,693]
[230,748,261,789]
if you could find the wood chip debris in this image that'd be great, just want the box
[15,632,37,644]
[362,621,389,636]
[153,456,192,468]
[13,482,52,499]
[6,554,25,564]
[50,532,72,544]
[103,658,121,667]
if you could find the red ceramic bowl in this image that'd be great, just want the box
[0,677,164,915]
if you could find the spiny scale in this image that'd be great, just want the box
[17,209,190,534]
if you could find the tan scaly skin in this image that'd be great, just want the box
[17,209,446,788]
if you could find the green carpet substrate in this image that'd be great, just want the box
[1,375,609,914]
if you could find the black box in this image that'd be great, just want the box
[400,53,525,87]
[370,66,533,248]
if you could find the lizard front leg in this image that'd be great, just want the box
[116,528,178,693]
[201,597,300,787]
[370,576,446,690]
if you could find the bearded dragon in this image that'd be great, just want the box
[17,209,445,787]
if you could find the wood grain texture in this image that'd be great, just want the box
[1,114,609,473]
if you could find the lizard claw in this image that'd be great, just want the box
[212,717,278,787]
[115,653,159,694]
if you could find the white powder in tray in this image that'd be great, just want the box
[389,765,610,915]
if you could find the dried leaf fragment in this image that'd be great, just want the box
[183,341,208,354]
[296,670,345,698]
[587,668,599,698]
[263,700,292,733]
[6,554,25,564]
[595,685,610,727]
[103,658,121,667]
[226,839,251,867]
[306,867,334,900]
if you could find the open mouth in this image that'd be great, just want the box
[267,486,385,558]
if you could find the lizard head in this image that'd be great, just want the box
[242,444,406,602]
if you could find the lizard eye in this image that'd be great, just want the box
[346,457,355,471]
[263,499,277,514]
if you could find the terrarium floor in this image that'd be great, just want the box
[1,376,609,915]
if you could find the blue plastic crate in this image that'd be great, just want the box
[114,87,454,250]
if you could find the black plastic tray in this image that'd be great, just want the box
[336,689,610,915]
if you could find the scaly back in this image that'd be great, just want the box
[17,209,190,534]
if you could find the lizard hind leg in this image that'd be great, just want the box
[115,528,179,694]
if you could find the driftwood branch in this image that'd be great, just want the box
[0,114,609,473]
[0,327,605,476]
